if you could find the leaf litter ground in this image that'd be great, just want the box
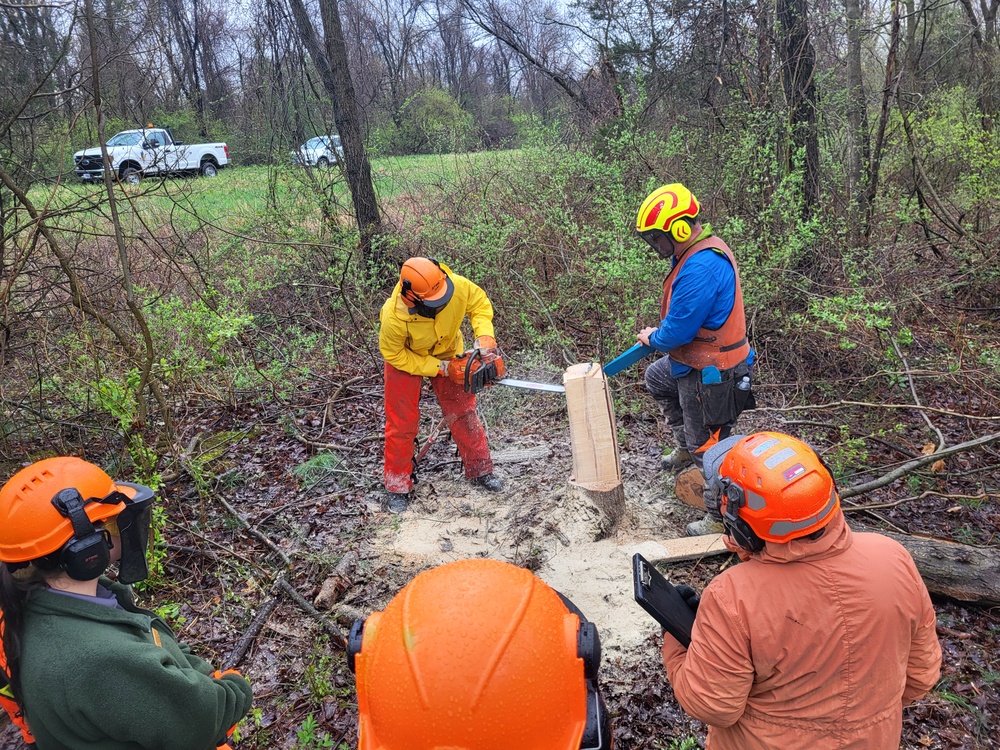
[1,372,997,749]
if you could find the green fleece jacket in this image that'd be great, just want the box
[19,579,252,750]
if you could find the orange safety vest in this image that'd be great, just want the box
[659,236,750,371]
[0,611,35,744]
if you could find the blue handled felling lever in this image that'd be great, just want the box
[602,343,656,378]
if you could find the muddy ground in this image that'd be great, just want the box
[1,369,997,749]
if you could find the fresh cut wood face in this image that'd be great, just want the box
[563,362,622,492]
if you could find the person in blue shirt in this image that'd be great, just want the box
[635,183,755,535]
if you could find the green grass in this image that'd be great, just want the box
[21,149,522,239]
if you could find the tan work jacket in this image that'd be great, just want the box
[661,511,941,749]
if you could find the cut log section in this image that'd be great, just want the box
[674,466,706,510]
[881,532,1000,607]
[564,363,624,535]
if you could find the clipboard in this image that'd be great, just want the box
[632,552,696,647]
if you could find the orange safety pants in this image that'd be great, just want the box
[383,362,492,493]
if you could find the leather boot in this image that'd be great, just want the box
[686,514,725,536]
[661,447,694,472]
[471,473,504,492]
[385,492,410,513]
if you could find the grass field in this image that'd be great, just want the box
[21,149,521,239]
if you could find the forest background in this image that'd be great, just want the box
[1,0,999,747]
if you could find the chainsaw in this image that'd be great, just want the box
[458,342,659,395]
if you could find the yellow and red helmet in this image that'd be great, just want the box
[636,183,701,246]
[350,558,609,750]
[399,257,454,311]
[0,457,131,563]
[710,432,840,549]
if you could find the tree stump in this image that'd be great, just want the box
[564,363,624,536]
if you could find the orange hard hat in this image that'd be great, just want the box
[0,457,131,562]
[636,183,701,245]
[709,432,840,550]
[350,558,608,750]
[399,257,454,310]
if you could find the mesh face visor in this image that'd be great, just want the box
[638,228,668,249]
[100,482,155,584]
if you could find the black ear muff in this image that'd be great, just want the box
[720,480,765,553]
[347,619,365,674]
[577,620,601,680]
[51,488,112,581]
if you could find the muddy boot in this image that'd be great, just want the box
[661,447,694,472]
[685,514,725,536]
[471,473,504,492]
[385,492,411,513]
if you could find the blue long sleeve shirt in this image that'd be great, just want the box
[651,248,754,377]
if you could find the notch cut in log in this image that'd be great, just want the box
[564,363,624,535]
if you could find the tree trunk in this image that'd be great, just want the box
[844,0,870,228]
[285,0,386,280]
[776,0,820,213]
[884,533,1000,607]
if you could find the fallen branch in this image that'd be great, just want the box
[844,491,998,512]
[276,576,347,648]
[227,586,282,668]
[841,431,1000,499]
[891,337,944,451]
[213,495,346,649]
[764,401,1000,422]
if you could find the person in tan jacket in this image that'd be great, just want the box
[660,432,941,749]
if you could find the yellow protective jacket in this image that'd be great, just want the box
[661,511,941,749]
[378,262,495,378]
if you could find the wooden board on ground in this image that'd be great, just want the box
[626,534,728,564]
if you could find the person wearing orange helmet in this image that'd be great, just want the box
[378,257,505,512]
[634,183,756,535]
[347,558,612,750]
[0,457,253,750]
[658,432,941,749]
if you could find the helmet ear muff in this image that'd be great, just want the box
[347,618,365,673]
[719,479,765,553]
[670,218,692,244]
[50,489,112,581]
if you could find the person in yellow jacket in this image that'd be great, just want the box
[378,257,504,512]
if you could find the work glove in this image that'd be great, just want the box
[474,335,497,352]
[675,585,701,614]
[213,670,246,740]
[438,359,450,377]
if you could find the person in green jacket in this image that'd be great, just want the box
[0,456,253,750]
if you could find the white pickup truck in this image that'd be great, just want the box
[73,127,229,185]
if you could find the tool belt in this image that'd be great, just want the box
[696,360,755,427]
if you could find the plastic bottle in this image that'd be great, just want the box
[737,375,751,391]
